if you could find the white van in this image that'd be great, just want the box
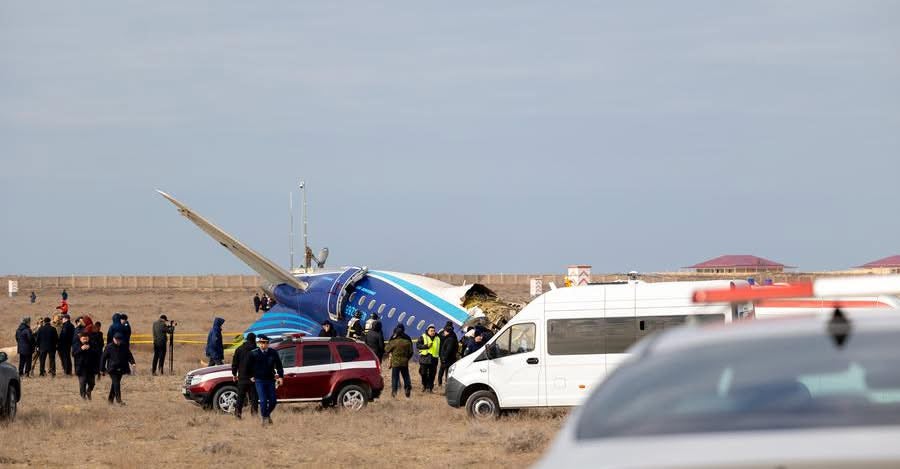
[444,280,753,419]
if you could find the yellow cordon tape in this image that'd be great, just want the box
[129,332,245,346]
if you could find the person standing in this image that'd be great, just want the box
[58,314,75,375]
[253,293,261,313]
[364,320,385,362]
[151,315,173,375]
[231,332,258,419]
[106,314,124,346]
[384,325,413,398]
[61,289,68,301]
[73,333,100,400]
[120,314,132,349]
[318,320,337,337]
[101,333,135,405]
[437,321,458,388]
[346,311,363,340]
[37,317,58,377]
[260,294,271,312]
[249,335,284,425]
[56,299,69,315]
[205,317,225,366]
[416,325,441,393]
[30,291,36,304]
[15,317,34,377]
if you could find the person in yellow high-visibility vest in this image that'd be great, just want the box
[416,325,441,393]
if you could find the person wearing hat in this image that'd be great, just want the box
[37,317,58,377]
[101,332,135,405]
[231,332,258,419]
[15,317,35,377]
[151,314,174,375]
[437,321,458,388]
[58,314,75,375]
[416,324,441,393]
[249,335,284,425]
[384,324,413,398]
[347,310,363,340]
[318,320,337,337]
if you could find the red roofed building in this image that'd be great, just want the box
[685,255,791,274]
[856,255,900,274]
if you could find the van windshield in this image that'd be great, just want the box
[575,330,900,440]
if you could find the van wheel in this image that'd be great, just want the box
[212,385,238,414]
[337,385,368,411]
[465,390,499,420]
[1,385,17,423]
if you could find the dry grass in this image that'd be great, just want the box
[0,286,563,468]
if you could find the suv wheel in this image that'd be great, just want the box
[212,385,238,414]
[337,384,368,411]
[1,385,17,423]
[465,390,499,420]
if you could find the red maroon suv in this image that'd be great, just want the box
[182,337,383,412]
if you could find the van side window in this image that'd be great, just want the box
[491,323,536,358]
[548,318,606,355]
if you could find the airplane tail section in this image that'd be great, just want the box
[157,190,307,292]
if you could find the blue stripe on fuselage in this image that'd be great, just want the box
[369,271,468,323]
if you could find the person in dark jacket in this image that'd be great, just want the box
[205,317,226,366]
[58,314,75,375]
[318,320,337,337]
[120,314,132,349]
[61,288,68,301]
[230,332,258,419]
[30,291,36,304]
[437,321,458,387]
[106,313,124,346]
[37,317,58,377]
[384,325,413,398]
[15,317,34,377]
[253,293,261,313]
[347,311,364,340]
[73,332,100,399]
[249,335,284,425]
[364,320,385,362]
[101,333,135,405]
[151,315,173,375]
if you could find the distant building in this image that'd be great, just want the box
[685,255,791,274]
[855,255,900,274]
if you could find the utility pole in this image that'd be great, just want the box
[289,191,295,272]
[300,180,309,271]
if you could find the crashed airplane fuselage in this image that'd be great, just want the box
[158,190,500,339]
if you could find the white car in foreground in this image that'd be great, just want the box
[536,311,900,468]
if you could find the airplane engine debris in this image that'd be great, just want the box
[462,285,523,330]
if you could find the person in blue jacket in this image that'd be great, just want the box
[205,317,226,366]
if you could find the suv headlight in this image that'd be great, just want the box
[190,375,203,386]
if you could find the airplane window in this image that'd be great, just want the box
[368,299,376,311]
[348,291,357,303]
[417,320,426,330]
[407,316,415,327]
[378,304,385,314]
[358,295,366,307]
[398,312,406,323]
[388,308,396,318]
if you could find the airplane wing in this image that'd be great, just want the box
[157,190,307,291]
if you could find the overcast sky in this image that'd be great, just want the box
[1,1,899,275]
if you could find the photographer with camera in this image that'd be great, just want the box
[151,314,175,375]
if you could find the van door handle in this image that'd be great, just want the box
[526,357,539,365]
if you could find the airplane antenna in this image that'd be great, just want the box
[300,180,309,272]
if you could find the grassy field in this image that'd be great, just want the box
[0,286,564,468]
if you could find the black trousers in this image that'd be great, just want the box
[152,344,167,374]
[235,380,258,416]
[78,374,96,397]
[58,348,72,375]
[438,359,455,386]
[39,350,56,376]
[18,352,32,376]
[418,360,437,391]
[108,373,123,402]
[391,366,412,395]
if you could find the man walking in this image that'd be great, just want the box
[416,325,441,393]
[205,317,225,366]
[73,332,100,399]
[29,291,36,304]
[15,317,34,377]
[58,314,75,375]
[151,315,173,375]
[384,324,413,398]
[231,332,258,419]
[249,335,283,425]
[101,333,135,405]
[37,317,58,377]
[437,321,458,388]
[253,293,261,313]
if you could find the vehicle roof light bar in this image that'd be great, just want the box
[693,275,900,304]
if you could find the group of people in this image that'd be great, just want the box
[252,292,276,313]
[14,311,138,404]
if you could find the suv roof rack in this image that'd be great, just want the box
[276,335,358,344]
